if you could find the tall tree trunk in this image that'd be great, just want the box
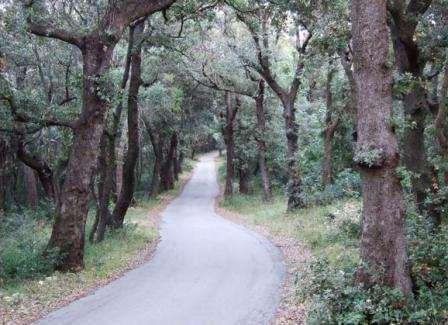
[254,80,273,202]
[47,38,116,271]
[23,164,38,209]
[91,133,115,243]
[389,1,437,226]
[352,0,412,295]
[281,96,305,210]
[431,62,448,229]
[322,67,339,187]
[113,20,144,228]
[224,92,238,196]
[172,133,179,182]
[160,134,177,191]
[93,22,136,241]
[145,120,163,197]
[115,132,125,200]
[238,167,250,194]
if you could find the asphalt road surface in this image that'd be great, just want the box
[36,153,285,325]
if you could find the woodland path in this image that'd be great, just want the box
[36,153,284,325]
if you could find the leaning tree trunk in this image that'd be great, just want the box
[47,38,116,271]
[113,20,144,228]
[352,0,412,295]
[254,80,273,202]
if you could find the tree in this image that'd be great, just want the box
[231,3,313,210]
[352,0,412,294]
[112,19,146,228]
[25,0,176,271]
[322,65,339,187]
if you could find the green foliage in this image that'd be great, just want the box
[300,212,448,324]
[0,207,56,283]
[353,147,384,168]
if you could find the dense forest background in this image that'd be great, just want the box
[0,0,448,323]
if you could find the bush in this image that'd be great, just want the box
[0,205,58,284]
[299,213,448,324]
[299,257,448,324]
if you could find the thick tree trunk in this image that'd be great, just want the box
[254,80,273,202]
[47,38,115,271]
[23,164,38,209]
[322,68,339,187]
[281,96,305,210]
[113,20,144,228]
[352,0,412,295]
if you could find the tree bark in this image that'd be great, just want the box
[352,0,412,295]
[322,67,339,187]
[160,134,177,191]
[254,79,273,201]
[281,95,305,210]
[113,20,144,228]
[91,133,115,242]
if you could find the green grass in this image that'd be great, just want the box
[220,191,361,268]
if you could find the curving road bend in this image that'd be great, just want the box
[36,153,285,325]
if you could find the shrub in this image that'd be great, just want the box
[300,213,448,324]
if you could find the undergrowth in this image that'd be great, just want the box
[220,172,448,324]
[0,162,193,322]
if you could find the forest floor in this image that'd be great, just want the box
[216,157,362,324]
[0,165,194,325]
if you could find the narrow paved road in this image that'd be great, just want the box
[36,154,284,325]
